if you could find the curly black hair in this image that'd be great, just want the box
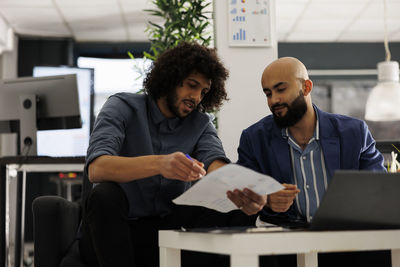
[143,41,229,112]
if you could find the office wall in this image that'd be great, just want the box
[0,34,17,79]
[214,1,278,162]
[73,42,150,62]
[278,42,400,69]
[0,16,16,79]
[18,38,150,77]
[18,38,73,77]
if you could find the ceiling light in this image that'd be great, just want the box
[365,0,400,121]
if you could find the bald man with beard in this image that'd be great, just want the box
[234,57,389,267]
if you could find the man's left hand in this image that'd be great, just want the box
[227,188,267,216]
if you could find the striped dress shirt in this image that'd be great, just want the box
[282,111,330,222]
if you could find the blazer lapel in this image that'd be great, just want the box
[271,126,293,184]
[317,107,340,178]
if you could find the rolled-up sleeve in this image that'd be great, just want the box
[86,97,127,165]
[192,122,230,170]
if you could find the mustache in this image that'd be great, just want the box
[271,103,288,112]
[183,99,196,106]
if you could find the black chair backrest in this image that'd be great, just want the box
[32,196,81,267]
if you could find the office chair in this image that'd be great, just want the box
[32,173,92,267]
[32,196,87,267]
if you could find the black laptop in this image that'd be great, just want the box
[183,170,400,233]
[309,170,400,230]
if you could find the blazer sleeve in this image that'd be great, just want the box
[359,121,386,171]
[237,130,262,173]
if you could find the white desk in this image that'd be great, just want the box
[159,229,400,267]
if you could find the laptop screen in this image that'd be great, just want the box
[310,170,400,230]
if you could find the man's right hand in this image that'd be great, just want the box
[159,152,206,182]
[266,184,300,213]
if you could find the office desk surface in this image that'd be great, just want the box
[0,156,85,165]
[159,229,400,267]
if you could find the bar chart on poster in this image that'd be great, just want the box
[228,0,272,47]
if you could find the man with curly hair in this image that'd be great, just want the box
[78,42,261,267]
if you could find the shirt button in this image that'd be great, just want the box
[302,156,307,160]
[306,185,310,189]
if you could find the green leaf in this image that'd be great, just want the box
[143,0,213,60]
[392,144,400,153]
[127,51,135,59]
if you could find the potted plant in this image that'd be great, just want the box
[143,0,213,60]
[129,0,213,94]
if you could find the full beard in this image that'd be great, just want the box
[166,90,181,118]
[272,91,308,128]
[166,90,195,118]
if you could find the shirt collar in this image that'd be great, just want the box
[148,96,181,128]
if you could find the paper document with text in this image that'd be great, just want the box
[173,164,284,213]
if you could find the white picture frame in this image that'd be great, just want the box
[228,0,272,47]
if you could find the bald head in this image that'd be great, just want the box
[262,57,309,83]
[261,57,314,122]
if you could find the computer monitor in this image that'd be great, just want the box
[0,74,81,156]
[33,66,94,157]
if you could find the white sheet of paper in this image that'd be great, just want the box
[173,164,284,213]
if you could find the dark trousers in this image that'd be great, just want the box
[79,182,256,267]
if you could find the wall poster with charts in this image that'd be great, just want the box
[228,0,272,47]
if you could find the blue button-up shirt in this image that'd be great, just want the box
[282,110,330,222]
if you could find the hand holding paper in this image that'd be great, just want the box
[227,187,268,215]
[173,164,284,213]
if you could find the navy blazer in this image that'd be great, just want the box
[237,105,385,222]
